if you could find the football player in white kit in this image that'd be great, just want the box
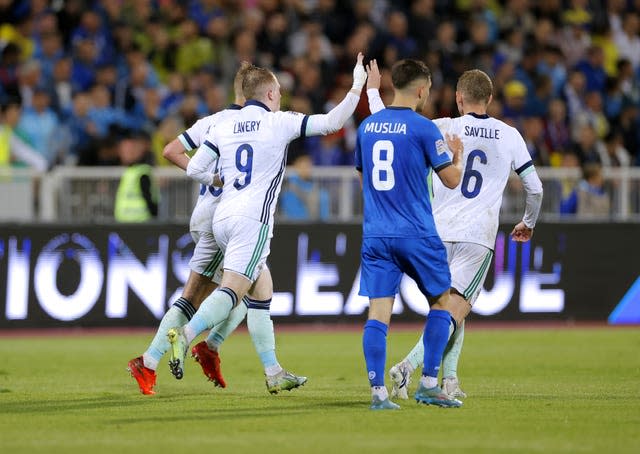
[366,64,543,400]
[167,53,369,392]
[128,63,304,395]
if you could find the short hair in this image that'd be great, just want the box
[242,65,277,100]
[390,59,431,90]
[456,69,493,104]
[233,61,253,98]
[582,162,602,181]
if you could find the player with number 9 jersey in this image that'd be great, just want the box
[179,105,242,239]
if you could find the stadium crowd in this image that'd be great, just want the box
[0,0,639,172]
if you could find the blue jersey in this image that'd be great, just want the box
[355,107,452,238]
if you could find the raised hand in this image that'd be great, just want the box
[351,52,367,92]
[366,59,381,90]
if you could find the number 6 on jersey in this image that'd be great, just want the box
[372,140,395,191]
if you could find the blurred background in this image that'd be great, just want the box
[1,0,639,328]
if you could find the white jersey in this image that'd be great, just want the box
[433,113,535,249]
[203,100,308,233]
[178,104,242,233]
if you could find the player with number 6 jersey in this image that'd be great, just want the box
[431,113,538,249]
[367,67,543,402]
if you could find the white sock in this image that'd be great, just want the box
[371,386,389,400]
[265,364,283,376]
[420,375,438,389]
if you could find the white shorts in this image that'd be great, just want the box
[189,231,224,284]
[189,196,219,234]
[213,216,271,283]
[444,242,494,305]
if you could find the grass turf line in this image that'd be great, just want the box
[0,328,638,453]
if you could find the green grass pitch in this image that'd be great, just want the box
[1,326,639,453]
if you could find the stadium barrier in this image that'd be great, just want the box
[1,223,638,328]
[2,166,640,222]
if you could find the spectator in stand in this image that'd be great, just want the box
[46,57,71,113]
[384,10,417,59]
[571,123,602,164]
[34,31,64,82]
[174,19,213,75]
[575,45,607,94]
[614,12,640,71]
[544,98,572,161]
[618,59,640,104]
[87,84,130,137]
[527,74,553,117]
[70,10,113,66]
[522,116,550,166]
[559,11,591,68]
[259,11,290,69]
[573,90,609,139]
[563,69,587,122]
[560,162,610,217]
[618,102,640,165]
[16,88,59,166]
[537,45,567,98]
[407,0,437,49]
[0,98,47,171]
[501,80,528,132]
[597,130,631,168]
[65,91,96,160]
[71,38,97,92]
[280,154,330,221]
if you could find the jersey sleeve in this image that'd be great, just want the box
[423,122,452,172]
[185,130,219,187]
[274,111,310,142]
[178,116,212,150]
[509,127,535,177]
[433,117,453,136]
[354,129,363,172]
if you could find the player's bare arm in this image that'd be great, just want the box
[436,133,464,189]
[162,138,190,171]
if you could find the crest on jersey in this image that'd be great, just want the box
[435,139,447,155]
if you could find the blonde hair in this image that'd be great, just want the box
[457,69,493,104]
[233,61,253,99]
[242,65,277,100]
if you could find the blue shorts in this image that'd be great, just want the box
[359,236,451,300]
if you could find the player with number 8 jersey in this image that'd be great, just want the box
[355,59,465,410]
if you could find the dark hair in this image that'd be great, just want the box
[390,59,431,90]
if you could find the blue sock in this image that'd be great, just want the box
[422,309,455,379]
[363,319,388,387]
